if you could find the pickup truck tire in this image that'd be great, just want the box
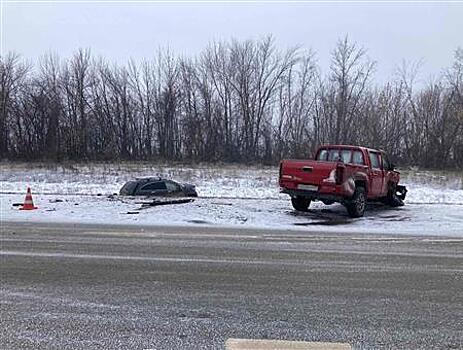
[346,187,366,218]
[291,196,311,212]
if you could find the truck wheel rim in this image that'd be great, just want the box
[357,194,365,212]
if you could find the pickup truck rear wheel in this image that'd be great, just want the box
[346,187,366,218]
[291,196,311,212]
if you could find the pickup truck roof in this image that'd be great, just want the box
[317,144,383,154]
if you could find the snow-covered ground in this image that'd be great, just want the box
[2,194,463,237]
[1,163,462,236]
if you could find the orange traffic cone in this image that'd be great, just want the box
[20,187,38,210]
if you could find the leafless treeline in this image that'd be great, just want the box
[1,37,462,168]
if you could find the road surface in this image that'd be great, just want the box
[1,222,462,349]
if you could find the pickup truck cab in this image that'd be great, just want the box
[279,145,407,217]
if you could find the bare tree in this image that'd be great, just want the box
[0,53,29,158]
[327,36,375,144]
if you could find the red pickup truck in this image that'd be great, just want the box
[279,145,407,217]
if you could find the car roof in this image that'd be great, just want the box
[134,177,165,182]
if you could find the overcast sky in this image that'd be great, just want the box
[3,1,462,83]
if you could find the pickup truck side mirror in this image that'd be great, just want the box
[389,163,396,171]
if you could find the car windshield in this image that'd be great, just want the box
[317,148,352,163]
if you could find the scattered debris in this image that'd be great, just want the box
[49,199,64,203]
[139,198,194,209]
[107,194,119,201]
[12,203,23,207]
[126,211,140,215]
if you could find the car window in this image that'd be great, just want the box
[327,150,340,161]
[382,154,390,170]
[369,152,380,169]
[165,181,180,192]
[317,149,328,161]
[340,150,352,163]
[120,181,138,195]
[140,181,167,192]
[377,153,383,169]
[352,151,365,165]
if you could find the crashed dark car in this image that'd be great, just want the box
[119,177,198,197]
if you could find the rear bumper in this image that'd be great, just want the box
[280,177,348,198]
[280,188,345,203]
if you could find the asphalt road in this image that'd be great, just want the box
[1,222,462,349]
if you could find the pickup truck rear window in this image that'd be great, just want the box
[317,149,352,162]
[317,149,341,161]
[340,150,352,163]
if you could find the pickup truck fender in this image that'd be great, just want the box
[343,172,369,197]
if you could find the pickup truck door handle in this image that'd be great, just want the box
[302,166,313,172]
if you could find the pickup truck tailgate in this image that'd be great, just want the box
[280,160,335,187]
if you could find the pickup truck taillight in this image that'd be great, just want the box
[335,163,345,185]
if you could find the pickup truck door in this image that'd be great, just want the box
[368,151,384,197]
